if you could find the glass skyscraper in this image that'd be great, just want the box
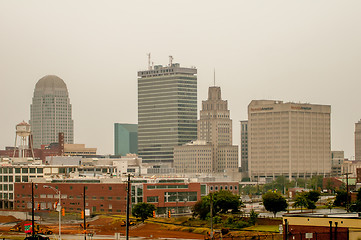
[30,75,74,148]
[137,63,197,163]
[114,123,138,156]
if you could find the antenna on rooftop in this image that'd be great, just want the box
[169,55,173,67]
[213,68,216,86]
[147,53,151,70]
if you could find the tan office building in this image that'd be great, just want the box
[248,100,331,181]
[355,120,361,161]
[174,86,238,173]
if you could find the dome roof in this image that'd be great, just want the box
[34,75,68,95]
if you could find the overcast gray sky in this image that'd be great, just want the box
[1,0,361,159]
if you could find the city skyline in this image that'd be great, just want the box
[1,1,361,158]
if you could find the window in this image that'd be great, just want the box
[147,196,158,203]
[22,168,28,173]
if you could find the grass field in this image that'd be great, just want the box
[243,225,280,232]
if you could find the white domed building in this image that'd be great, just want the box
[30,75,74,148]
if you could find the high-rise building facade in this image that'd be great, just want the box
[138,63,197,163]
[114,123,138,156]
[240,120,249,176]
[355,120,361,161]
[30,75,74,148]
[331,151,344,176]
[248,100,331,181]
[174,86,238,173]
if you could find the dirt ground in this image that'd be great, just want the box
[0,216,205,239]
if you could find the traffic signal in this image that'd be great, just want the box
[153,210,156,218]
[62,207,65,216]
[81,210,84,219]
[54,201,58,209]
[168,210,171,218]
[37,204,40,210]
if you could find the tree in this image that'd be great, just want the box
[333,190,347,207]
[192,196,211,220]
[326,199,334,212]
[213,190,242,213]
[262,191,287,217]
[293,193,308,212]
[306,190,321,203]
[349,188,361,212]
[293,191,320,211]
[132,202,156,222]
[248,209,258,225]
[192,191,242,219]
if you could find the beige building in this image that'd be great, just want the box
[174,86,238,173]
[64,144,97,156]
[174,140,213,173]
[248,100,331,181]
[331,150,344,176]
[355,120,361,161]
[342,160,361,178]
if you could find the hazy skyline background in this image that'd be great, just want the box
[1,1,361,159]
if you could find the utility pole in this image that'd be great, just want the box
[210,193,213,240]
[31,182,35,238]
[83,186,86,240]
[126,174,131,240]
[343,172,352,212]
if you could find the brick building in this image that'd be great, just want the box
[13,178,205,215]
[283,213,361,240]
[14,181,127,214]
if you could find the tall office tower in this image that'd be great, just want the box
[114,123,138,156]
[248,100,331,181]
[138,62,197,163]
[198,87,232,146]
[240,120,249,177]
[30,75,74,148]
[355,120,361,161]
[174,86,238,173]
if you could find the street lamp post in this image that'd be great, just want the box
[175,198,179,215]
[183,198,188,213]
[44,185,61,240]
[31,182,35,238]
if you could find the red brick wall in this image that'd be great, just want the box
[284,225,348,240]
[14,182,127,214]
[143,182,201,209]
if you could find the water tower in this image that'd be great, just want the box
[13,121,34,158]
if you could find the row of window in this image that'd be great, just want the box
[209,185,238,191]
[0,168,43,174]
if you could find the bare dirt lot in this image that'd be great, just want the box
[0,215,205,239]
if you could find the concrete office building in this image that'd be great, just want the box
[174,86,238,173]
[174,140,213,173]
[114,123,138,156]
[240,120,249,176]
[30,75,74,148]
[248,100,331,181]
[138,62,197,163]
[355,120,361,161]
[331,151,344,176]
